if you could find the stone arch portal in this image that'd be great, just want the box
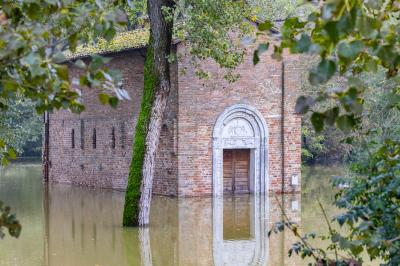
[212,104,268,196]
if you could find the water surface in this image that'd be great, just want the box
[0,163,350,266]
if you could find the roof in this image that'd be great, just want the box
[64,22,282,61]
[65,29,149,60]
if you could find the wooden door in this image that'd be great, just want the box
[223,149,250,194]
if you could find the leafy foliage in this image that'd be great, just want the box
[349,70,400,168]
[334,140,400,264]
[124,0,148,29]
[173,0,254,81]
[0,0,128,162]
[256,0,400,134]
[254,0,400,265]
[0,201,21,239]
[0,97,42,162]
[301,121,326,162]
[171,0,308,82]
[272,141,400,265]
[300,70,353,164]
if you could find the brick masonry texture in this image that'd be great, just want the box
[47,44,301,196]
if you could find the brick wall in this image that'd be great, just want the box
[176,43,301,196]
[47,42,301,196]
[48,50,145,190]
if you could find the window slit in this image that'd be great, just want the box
[120,123,125,149]
[92,128,97,149]
[111,127,116,149]
[71,129,75,149]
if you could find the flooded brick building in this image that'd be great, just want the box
[44,34,302,196]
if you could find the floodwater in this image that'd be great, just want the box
[0,163,346,266]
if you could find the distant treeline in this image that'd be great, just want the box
[0,97,42,159]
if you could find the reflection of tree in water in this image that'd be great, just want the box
[139,227,152,266]
[42,183,301,266]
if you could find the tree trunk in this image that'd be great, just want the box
[123,0,174,227]
[138,0,174,226]
[43,112,50,183]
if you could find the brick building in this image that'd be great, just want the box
[44,33,301,197]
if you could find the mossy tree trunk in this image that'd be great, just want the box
[123,0,174,227]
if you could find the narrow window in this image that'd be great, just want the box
[71,129,75,149]
[80,120,85,150]
[120,123,125,149]
[111,127,116,149]
[92,128,96,149]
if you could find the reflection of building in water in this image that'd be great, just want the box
[214,195,268,266]
[268,194,302,266]
[43,185,301,266]
[43,183,142,266]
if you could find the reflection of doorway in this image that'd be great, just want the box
[213,195,269,266]
[223,149,250,194]
[223,195,252,240]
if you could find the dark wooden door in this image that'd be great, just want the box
[223,149,250,194]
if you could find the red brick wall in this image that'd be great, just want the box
[48,48,180,194]
[48,50,145,190]
[176,43,301,196]
[47,43,301,196]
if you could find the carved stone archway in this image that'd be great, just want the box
[212,104,268,196]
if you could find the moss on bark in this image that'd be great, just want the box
[122,37,158,227]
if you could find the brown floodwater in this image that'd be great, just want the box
[0,163,371,266]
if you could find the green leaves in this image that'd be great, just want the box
[254,0,400,142]
[108,96,119,108]
[298,85,361,133]
[338,41,364,61]
[253,43,269,65]
[89,55,112,71]
[357,14,379,39]
[98,93,110,105]
[311,112,325,133]
[295,96,314,115]
[309,59,337,85]
[55,65,69,81]
[324,107,339,126]
[336,115,356,133]
[0,97,42,164]
[257,1,400,264]
[0,201,22,239]
[258,20,272,31]
[0,0,128,164]
[293,34,311,53]
[74,60,86,69]
[333,140,400,263]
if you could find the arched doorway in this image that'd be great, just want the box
[212,104,268,196]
